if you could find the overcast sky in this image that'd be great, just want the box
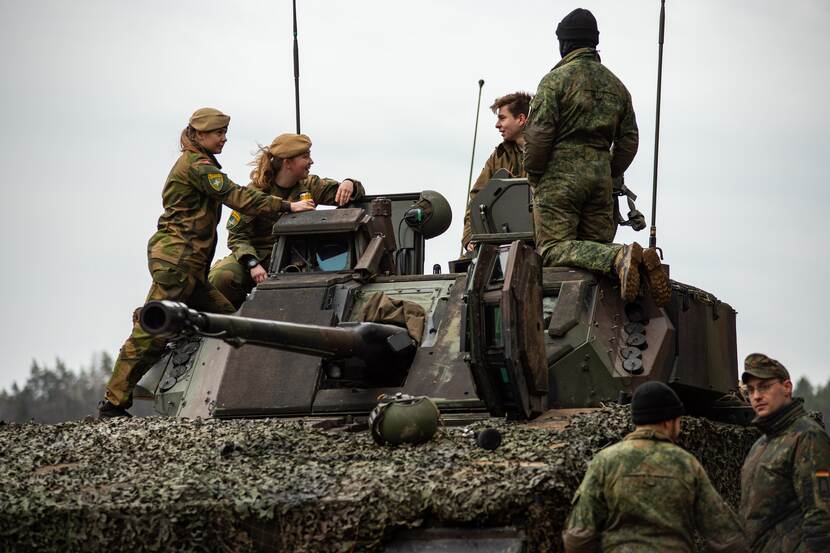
[1,0,828,393]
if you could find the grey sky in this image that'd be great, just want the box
[1,0,828,392]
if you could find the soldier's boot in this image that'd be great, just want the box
[98,400,132,419]
[613,242,643,304]
[642,248,671,307]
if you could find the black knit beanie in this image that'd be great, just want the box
[556,8,599,44]
[631,382,685,425]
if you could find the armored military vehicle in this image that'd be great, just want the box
[135,175,750,425]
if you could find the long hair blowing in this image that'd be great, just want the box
[249,145,283,190]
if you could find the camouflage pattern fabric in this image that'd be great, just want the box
[106,148,288,408]
[462,140,526,248]
[524,48,638,273]
[208,175,364,308]
[563,428,748,553]
[105,261,235,408]
[740,398,830,553]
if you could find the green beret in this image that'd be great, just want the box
[269,133,312,159]
[189,107,230,132]
[742,353,790,383]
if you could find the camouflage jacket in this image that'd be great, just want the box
[147,149,285,279]
[227,175,364,263]
[563,428,748,553]
[462,140,526,247]
[740,399,830,553]
[524,48,638,186]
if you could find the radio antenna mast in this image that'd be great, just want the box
[292,0,301,134]
[650,0,666,250]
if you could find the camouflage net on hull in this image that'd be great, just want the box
[0,405,761,552]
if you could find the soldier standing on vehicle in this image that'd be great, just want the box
[524,9,671,306]
[562,381,748,552]
[208,133,364,308]
[462,92,531,252]
[98,109,315,418]
[740,353,830,553]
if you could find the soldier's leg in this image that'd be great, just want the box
[207,254,254,309]
[577,172,616,244]
[533,175,583,264]
[105,265,196,409]
[189,279,237,315]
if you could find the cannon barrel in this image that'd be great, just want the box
[139,300,414,361]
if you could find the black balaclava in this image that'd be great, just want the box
[556,8,599,57]
[631,381,686,425]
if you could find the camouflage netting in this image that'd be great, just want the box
[0,405,761,552]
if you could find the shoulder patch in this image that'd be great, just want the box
[227,210,241,229]
[208,173,225,192]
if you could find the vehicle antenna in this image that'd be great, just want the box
[462,79,485,255]
[649,0,666,250]
[292,0,301,134]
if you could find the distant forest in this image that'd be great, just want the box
[1,353,829,424]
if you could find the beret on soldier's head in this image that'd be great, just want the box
[556,8,599,44]
[269,133,312,159]
[189,107,230,132]
[631,381,685,425]
[742,353,790,383]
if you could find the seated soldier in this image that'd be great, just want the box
[462,91,532,252]
[208,133,365,307]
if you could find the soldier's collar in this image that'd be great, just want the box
[496,140,522,156]
[625,427,674,443]
[187,147,222,170]
[553,47,600,70]
[754,397,805,436]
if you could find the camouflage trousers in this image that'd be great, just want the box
[532,157,621,274]
[105,260,235,408]
[207,254,260,309]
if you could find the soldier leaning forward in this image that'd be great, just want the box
[740,353,830,553]
[208,133,364,308]
[524,9,671,307]
[98,109,314,418]
[563,381,748,553]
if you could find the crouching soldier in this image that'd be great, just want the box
[563,381,748,552]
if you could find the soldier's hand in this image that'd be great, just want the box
[335,180,354,206]
[290,199,316,212]
[250,264,267,284]
[465,242,476,253]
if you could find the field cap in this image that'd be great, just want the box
[189,107,230,131]
[269,133,312,158]
[742,353,790,383]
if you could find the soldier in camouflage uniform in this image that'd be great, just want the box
[563,381,748,552]
[524,9,670,306]
[208,133,365,308]
[462,92,531,251]
[740,353,830,553]
[98,109,314,418]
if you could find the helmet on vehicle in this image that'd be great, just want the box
[369,393,440,446]
[403,190,452,239]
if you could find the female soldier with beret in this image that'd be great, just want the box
[208,133,364,308]
[99,109,314,418]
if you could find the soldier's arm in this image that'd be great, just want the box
[523,82,559,185]
[191,162,287,216]
[692,462,750,553]
[793,427,830,552]
[610,93,638,178]
[562,458,606,553]
[226,211,258,262]
[462,150,499,248]
[306,175,365,206]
